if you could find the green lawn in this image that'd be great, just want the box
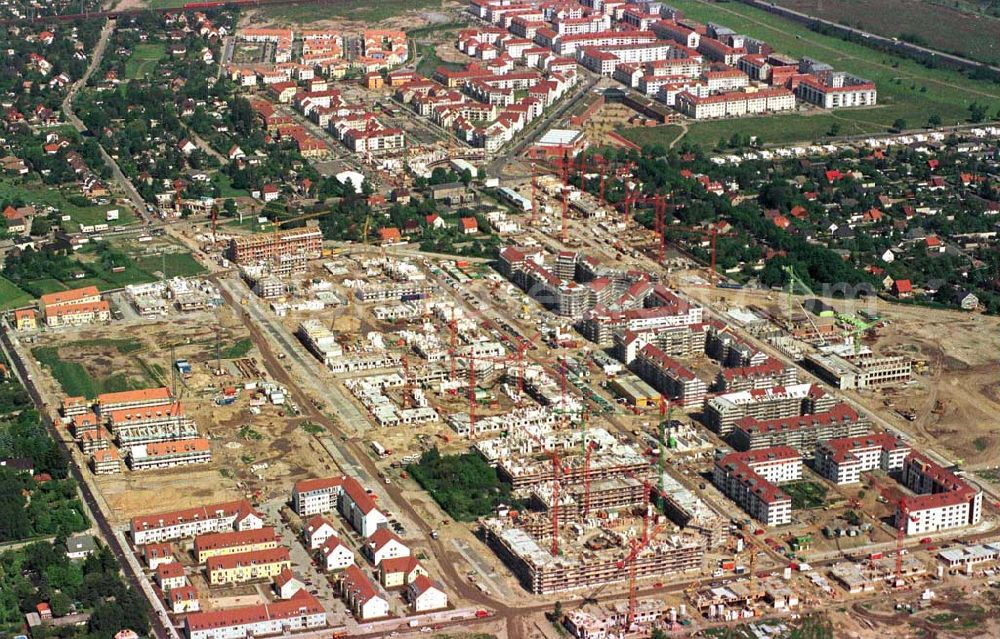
[784,480,829,510]
[212,173,249,199]
[263,0,445,24]
[23,278,68,295]
[0,277,33,311]
[622,0,1000,147]
[0,177,128,231]
[134,252,206,279]
[124,43,167,80]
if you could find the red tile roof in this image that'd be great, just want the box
[206,547,290,571]
[195,527,277,553]
[185,590,323,631]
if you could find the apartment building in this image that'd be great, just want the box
[676,87,795,119]
[128,438,212,470]
[338,477,389,538]
[342,126,405,153]
[184,590,326,639]
[304,515,338,550]
[898,453,982,535]
[342,564,390,620]
[195,527,280,563]
[703,68,748,92]
[712,447,801,526]
[579,292,703,345]
[292,476,347,516]
[715,357,797,392]
[97,387,173,415]
[207,547,292,585]
[815,434,911,485]
[79,427,111,455]
[166,583,200,614]
[227,227,323,265]
[706,326,767,368]
[730,403,869,452]
[631,343,706,408]
[554,30,659,56]
[796,73,877,108]
[613,324,708,364]
[130,499,264,545]
[705,383,835,436]
[651,21,700,48]
[39,286,111,327]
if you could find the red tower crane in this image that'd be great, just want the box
[871,475,920,585]
[618,522,668,632]
[668,224,737,286]
[560,185,569,244]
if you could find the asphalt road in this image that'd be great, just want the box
[62,19,153,224]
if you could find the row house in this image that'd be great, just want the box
[553,13,611,35]
[207,547,292,586]
[130,499,264,545]
[128,438,212,470]
[184,591,326,639]
[194,527,280,563]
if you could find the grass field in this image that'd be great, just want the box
[0,177,128,231]
[32,346,149,398]
[222,338,253,359]
[212,173,249,199]
[22,278,68,295]
[0,277,33,311]
[784,481,829,510]
[773,0,1000,66]
[261,0,446,24]
[134,252,206,279]
[124,43,166,80]
[622,0,1000,148]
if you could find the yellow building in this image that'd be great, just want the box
[14,308,37,331]
[206,547,291,585]
[194,527,279,563]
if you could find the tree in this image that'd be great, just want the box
[49,592,72,618]
[969,101,988,123]
[828,122,841,136]
[891,118,907,132]
[29,217,51,236]
[927,114,942,128]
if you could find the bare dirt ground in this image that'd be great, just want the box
[688,286,1000,469]
[31,307,339,524]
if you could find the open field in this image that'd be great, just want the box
[0,277,33,311]
[623,0,1000,148]
[773,0,1000,66]
[254,0,450,26]
[134,251,207,279]
[124,43,166,80]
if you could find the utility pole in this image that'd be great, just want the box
[215,327,221,373]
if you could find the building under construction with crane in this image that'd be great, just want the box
[226,226,324,273]
[476,424,707,594]
[482,517,704,595]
